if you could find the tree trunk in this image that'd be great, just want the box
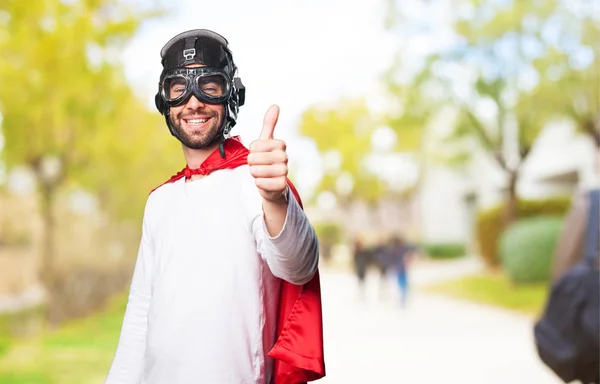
[505,169,519,226]
[39,183,56,288]
[582,119,600,149]
[30,157,64,289]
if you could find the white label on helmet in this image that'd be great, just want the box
[183,48,196,60]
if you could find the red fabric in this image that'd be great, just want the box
[150,136,250,193]
[151,136,325,383]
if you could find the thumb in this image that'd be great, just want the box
[259,104,280,140]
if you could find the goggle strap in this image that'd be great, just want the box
[234,77,246,106]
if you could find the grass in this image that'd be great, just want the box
[0,293,127,384]
[422,270,551,317]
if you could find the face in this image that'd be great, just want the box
[167,65,225,150]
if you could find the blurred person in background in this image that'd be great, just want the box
[373,237,396,299]
[352,237,369,299]
[389,235,417,308]
[105,29,325,384]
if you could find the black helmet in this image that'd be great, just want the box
[154,29,246,146]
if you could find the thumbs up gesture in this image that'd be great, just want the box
[248,105,289,204]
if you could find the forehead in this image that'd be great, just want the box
[185,63,205,68]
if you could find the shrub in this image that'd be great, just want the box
[421,243,466,259]
[499,216,563,284]
[476,197,571,266]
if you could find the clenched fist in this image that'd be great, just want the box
[248,105,289,204]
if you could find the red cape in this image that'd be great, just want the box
[152,137,325,384]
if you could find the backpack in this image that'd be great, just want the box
[534,188,600,384]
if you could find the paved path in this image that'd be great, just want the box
[317,260,562,384]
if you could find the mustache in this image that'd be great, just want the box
[178,110,218,119]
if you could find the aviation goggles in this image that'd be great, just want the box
[159,67,232,107]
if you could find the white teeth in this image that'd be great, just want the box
[186,119,207,124]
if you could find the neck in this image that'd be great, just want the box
[182,141,220,169]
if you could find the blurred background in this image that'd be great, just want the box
[0,0,598,383]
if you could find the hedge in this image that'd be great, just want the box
[421,243,466,259]
[499,216,564,284]
[475,197,571,266]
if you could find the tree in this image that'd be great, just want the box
[384,0,599,224]
[298,98,388,206]
[527,6,600,149]
[0,0,166,285]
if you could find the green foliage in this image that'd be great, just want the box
[524,4,600,148]
[0,337,9,359]
[447,0,599,145]
[0,0,143,168]
[476,197,571,266]
[0,0,180,222]
[298,98,389,203]
[499,216,564,284]
[420,243,466,260]
[424,272,550,316]
[381,59,437,153]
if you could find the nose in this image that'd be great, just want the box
[185,95,205,110]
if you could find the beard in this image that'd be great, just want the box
[169,108,224,149]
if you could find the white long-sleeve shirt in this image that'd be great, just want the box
[105,165,319,384]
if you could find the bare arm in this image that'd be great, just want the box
[262,186,289,237]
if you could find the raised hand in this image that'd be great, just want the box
[248,105,289,204]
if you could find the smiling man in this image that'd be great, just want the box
[165,64,225,149]
[105,29,325,384]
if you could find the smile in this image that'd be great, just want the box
[185,118,209,125]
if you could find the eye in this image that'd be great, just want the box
[198,75,226,96]
[166,78,187,98]
[202,84,220,95]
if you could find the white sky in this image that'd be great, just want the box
[120,0,397,197]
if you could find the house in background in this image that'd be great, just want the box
[415,121,599,251]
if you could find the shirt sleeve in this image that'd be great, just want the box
[252,187,320,285]
[105,202,154,384]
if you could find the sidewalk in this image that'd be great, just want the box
[318,260,562,384]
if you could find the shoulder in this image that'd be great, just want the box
[149,178,179,199]
[145,178,180,216]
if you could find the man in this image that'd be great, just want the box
[106,29,325,384]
